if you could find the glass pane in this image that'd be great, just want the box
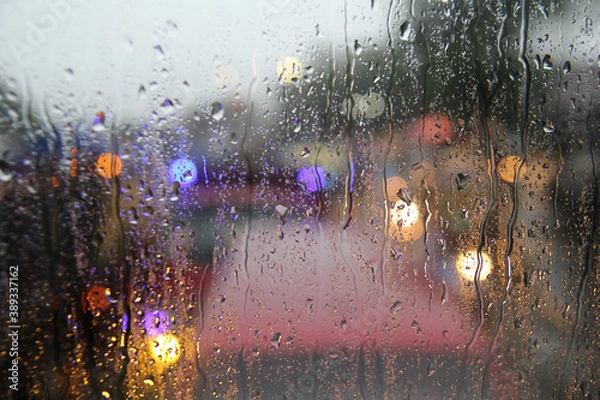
[1,0,599,398]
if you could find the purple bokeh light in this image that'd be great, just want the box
[143,309,170,337]
[296,166,334,192]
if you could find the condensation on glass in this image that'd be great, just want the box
[0,0,599,399]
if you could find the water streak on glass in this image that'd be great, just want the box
[457,1,499,394]
[378,0,398,295]
[240,51,258,322]
[564,76,598,395]
[38,112,70,397]
[341,0,356,231]
[109,138,131,396]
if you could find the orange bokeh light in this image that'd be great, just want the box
[82,284,111,313]
[97,153,122,179]
[408,113,456,146]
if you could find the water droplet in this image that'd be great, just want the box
[161,98,174,113]
[92,111,106,132]
[397,187,412,205]
[306,298,314,314]
[211,102,224,121]
[128,207,139,224]
[271,332,281,347]
[542,54,553,70]
[340,318,348,330]
[166,20,178,37]
[400,21,410,41]
[0,169,15,182]
[138,85,146,100]
[543,121,555,133]
[230,206,238,221]
[154,45,165,60]
[293,120,302,132]
[563,61,571,74]
[275,204,288,218]
[64,68,74,81]
[390,248,403,260]
[455,173,471,191]
[427,365,436,376]
[143,377,155,386]
[411,319,421,334]
[390,300,402,313]
[354,40,363,56]
[328,350,340,359]
[300,147,311,158]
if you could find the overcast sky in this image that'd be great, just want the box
[0,0,596,126]
[0,0,390,124]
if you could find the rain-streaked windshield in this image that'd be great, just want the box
[1,0,599,398]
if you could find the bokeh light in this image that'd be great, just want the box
[456,250,493,281]
[390,201,419,228]
[389,199,423,242]
[143,310,170,337]
[277,57,302,84]
[82,284,110,314]
[296,166,334,192]
[97,153,122,179]
[497,156,523,183]
[408,113,456,146]
[169,158,198,188]
[149,334,181,365]
[352,92,386,119]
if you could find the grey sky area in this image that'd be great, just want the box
[0,0,596,132]
[0,0,389,124]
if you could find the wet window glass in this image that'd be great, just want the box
[1,0,599,398]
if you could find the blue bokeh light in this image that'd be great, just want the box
[169,158,198,188]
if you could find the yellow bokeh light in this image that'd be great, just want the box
[149,334,181,365]
[497,156,523,183]
[276,57,302,84]
[97,153,122,179]
[390,201,419,228]
[456,251,493,281]
[389,200,423,243]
